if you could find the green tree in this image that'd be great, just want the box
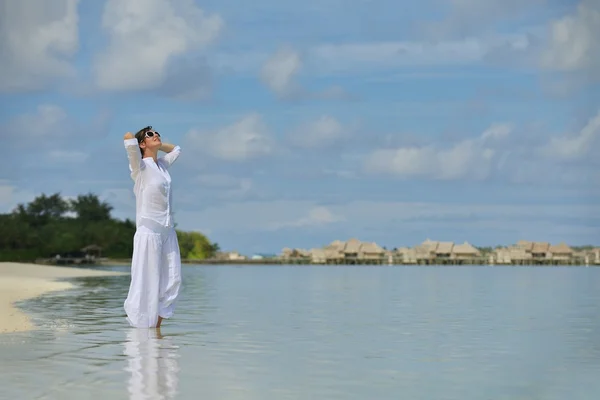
[13,193,70,225]
[0,192,216,262]
[177,230,218,260]
[69,193,113,221]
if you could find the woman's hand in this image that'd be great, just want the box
[124,132,134,140]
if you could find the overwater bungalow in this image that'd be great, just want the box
[452,242,481,264]
[277,239,597,266]
[548,242,573,262]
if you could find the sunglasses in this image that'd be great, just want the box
[145,131,160,139]
[138,126,161,141]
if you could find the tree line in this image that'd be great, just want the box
[0,192,219,262]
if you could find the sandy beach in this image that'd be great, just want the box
[0,262,128,334]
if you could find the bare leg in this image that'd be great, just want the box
[157,316,163,328]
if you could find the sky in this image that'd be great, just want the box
[1,0,599,255]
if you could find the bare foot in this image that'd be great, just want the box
[155,326,163,339]
[157,316,163,328]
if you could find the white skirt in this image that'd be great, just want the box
[124,220,182,328]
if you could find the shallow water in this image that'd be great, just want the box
[1,265,600,399]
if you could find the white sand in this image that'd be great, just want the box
[0,262,128,334]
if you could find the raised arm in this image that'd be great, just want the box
[123,132,144,179]
[159,142,181,169]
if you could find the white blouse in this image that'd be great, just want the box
[124,138,181,228]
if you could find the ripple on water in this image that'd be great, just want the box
[1,265,600,399]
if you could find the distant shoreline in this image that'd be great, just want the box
[0,262,127,334]
[20,257,600,268]
[102,258,599,267]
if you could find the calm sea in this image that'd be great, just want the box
[1,265,600,399]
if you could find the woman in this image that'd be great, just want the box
[123,126,182,329]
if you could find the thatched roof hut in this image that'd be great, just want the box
[344,238,362,255]
[548,242,573,255]
[531,242,550,255]
[453,242,480,256]
[436,242,454,255]
[81,244,102,257]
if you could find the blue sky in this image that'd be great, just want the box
[1,0,599,254]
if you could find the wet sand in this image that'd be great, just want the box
[0,262,127,334]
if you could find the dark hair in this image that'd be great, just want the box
[134,126,152,155]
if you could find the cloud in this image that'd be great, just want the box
[0,0,79,92]
[193,174,254,200]
[184,114,275,162]
[94,0,223,95]
[541,0,600,78]
[267,206,344,230]
[177,201,346,234]
[260,46,302,98]
[289,115,346,149]
[539,109,600,161]
[2,103,110,149]
[0,104,114,185]
[194,174,246,188]
[297,32,545,78]
[47,150,89,164]
[221,33,534,82]
[363,106,600,186]
[177,198,600,253]
[174,199,598,245]
[4,105,70,144]
[156,55,213,101]
[259,46,351,100]
[307,38,489,74]
[364,123,512,180]
[482,32,544,68]
[481,123,512,141]
[0,182,36,213]
[419,0,547,39]
[332,200,597,226]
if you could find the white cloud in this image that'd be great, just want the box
[195,174,244,188]
[363,107,600,185]
[289,115,345,148]
[364,123,512,180]
[185,114,274,162]
[421,0,546,38]
[541,0,600,76]
[260,46,302,98]
[307,38,489,74]
[0,184,14,206]
[3,104,112,148]
[540,109,600,161]
[94,0,223,91]
[0,183,36,213]
[175,199,597,239]
[5,105,69,142]
[267,206,345,230]
[178,201,345,233]
[1,104,112,181]
[332,200,597,224]
[47,150,89,164]
[508,159,600,187]
[0,0,79,92]
[220,33,530,81]
[193,174,254,199]
[259,46,351,100]
[481,123,512,141]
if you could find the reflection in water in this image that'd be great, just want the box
[2,265,600,399]
[124,328,180,400]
